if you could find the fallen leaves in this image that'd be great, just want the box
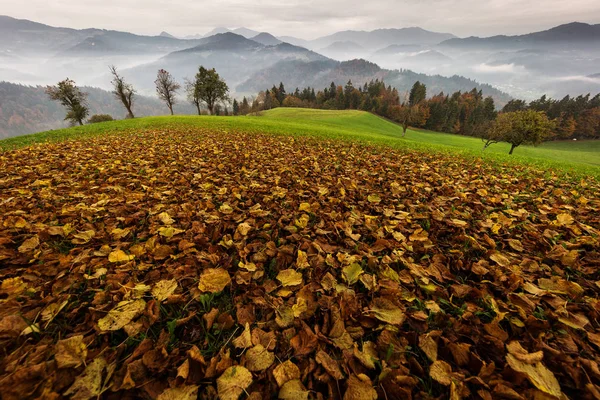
[97,299,146,332]
[55,335,87,369]
[198,268,231,293]
[108,249,135,263]
[0,127,599,399]
[217,366,253,400]
[506,341,563,398]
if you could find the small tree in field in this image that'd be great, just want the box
[487,110,554,154]
[185,78,202,115]
[191,66,229,115]
[155,69,180,115]
[109,65,135,118]
[46,79,89,126]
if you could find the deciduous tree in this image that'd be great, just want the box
[109,66,135,118]
[487,110,554,154]
[155,69,180,115]
[45,78,89,126]
[191,66,229,115]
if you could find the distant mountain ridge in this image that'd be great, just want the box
[441,22,600,49]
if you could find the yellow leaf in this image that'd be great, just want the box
[556,213,574,226]
[157,385,199,400]
[72,230,96,244]
[451,219,468,227]
[1,277,28,296]
[55,335,87,369]
[108,250,135,263]
[97,299,146,331]
[490,252,510,267]
[198,268,231,293]
[295,214,309,229]
[158,212,175,225]
[273,360,300,387]
[158,226,184,239]
[343,263,363,285]
[236,222,252,236]
[506,353,562,397]
[152,279,178,301]
[370,300,405,325]
[18,235,39,253]
[219,203,234,214]
[343,374,378,400]
[296,250,310,269]
[246,344,275,371]
[232,322,253,349]
[217,366,253,400]
[538,277,583,298]
[429,360,453,386]
[292,297,308,318]
[64,357,108,400]
[299,202,311,212]
[279,379,309,400]
[277,269,303,287]
[111,228,130,240]
[367,194,381,204]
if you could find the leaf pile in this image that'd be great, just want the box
[1,128,599,399]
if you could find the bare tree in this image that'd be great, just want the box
[185,78,202,115]
[155,69,180,115]
[46,78,89,126]
[109,65,135,118]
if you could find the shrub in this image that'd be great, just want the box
[88,114,114,124]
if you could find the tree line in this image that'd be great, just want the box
[46,65,231,125]
[46,66,600,155]
[236,80,599,154]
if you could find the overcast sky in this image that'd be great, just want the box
[2,0,599,39]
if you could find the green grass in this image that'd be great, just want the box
[1,108,599,180]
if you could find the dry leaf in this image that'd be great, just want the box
[217,366,253,400]
[198,268,231,293]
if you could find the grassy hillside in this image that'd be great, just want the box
[2,108,598,179]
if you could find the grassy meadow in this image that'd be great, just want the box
[1,108,599,179]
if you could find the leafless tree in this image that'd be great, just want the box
[109,65,135,118]
[155,69,180,115]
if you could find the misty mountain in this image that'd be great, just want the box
[0,15,204,58]
[124,33,329,93]
[440,22,600,50]
[374,44,424,55]
[237,58,511,106]
[159,31,177,39]
[252,33,283,46]
[318,41,365,60]
[0,81,197,138]
[198,27,261,39]
[310,27,457,50]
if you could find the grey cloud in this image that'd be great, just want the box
[2,0,599,38]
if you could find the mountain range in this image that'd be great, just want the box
[1,14,600,107]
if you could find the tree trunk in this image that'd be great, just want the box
[402,124,408,137]
[169,106,174,115]
[78,119,84,126]
[196,103,201,115]
[509,144,517,155]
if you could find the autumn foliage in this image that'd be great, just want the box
[0,128,599,399]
